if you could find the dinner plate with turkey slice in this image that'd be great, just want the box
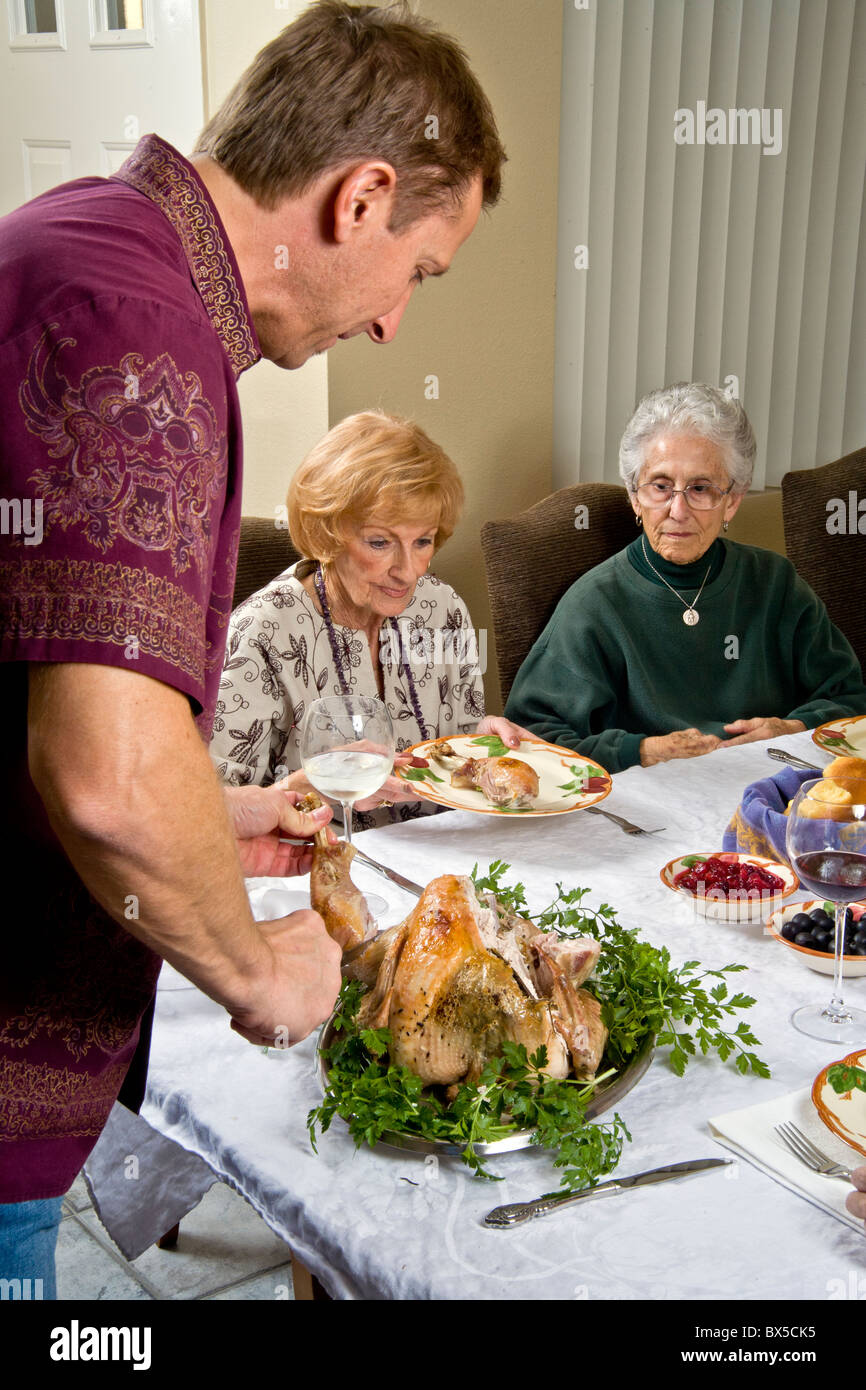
[396,733,612,816]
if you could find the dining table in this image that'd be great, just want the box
[138,728,866,1302]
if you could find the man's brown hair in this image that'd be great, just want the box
[194,0,505,228]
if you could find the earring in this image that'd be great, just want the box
[635,515,643,527]
[723,521,729,532]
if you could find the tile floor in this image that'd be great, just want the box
[57,1173,296,1301]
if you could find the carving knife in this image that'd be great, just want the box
[484,1157,734,1227]
[349,847,424,897]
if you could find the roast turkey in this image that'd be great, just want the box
[298,792,377,953]
[430,742,539,808]
[342,873,608,1086]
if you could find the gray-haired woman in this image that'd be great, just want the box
[506,382,866,772]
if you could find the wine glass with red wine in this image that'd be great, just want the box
[786,777,866,1042]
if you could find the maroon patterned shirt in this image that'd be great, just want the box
[0,135,260,1200]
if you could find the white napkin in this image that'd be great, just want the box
[709,1088,865,1234]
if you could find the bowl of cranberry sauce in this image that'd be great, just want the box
[660,852,799,922]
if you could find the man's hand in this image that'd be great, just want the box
[639,728,722,766]
[475,715,534,748]
[223,781,335,876]
[720,717,807,747]
[847,1167,866,1229]
[229,908,342,1047]
[27,662,339,1036]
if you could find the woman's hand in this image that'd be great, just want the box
[639,728,722,766]
[475,715,534,748]
[223,781,335,876]
[847,1167,866,1229]
[720,717,807,747]
[353,759,422,809]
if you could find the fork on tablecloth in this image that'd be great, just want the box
[774,1122,854,1180]
[585,806,665,836]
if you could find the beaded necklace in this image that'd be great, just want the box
[314,563,429,739]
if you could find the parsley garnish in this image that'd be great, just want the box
[308,862,768,1189]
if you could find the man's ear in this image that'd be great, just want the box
[332,161,399,243]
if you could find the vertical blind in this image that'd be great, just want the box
[553,0,866,491]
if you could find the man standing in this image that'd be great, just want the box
[0,0,504,1293]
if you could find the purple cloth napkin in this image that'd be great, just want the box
[723,767,816,865]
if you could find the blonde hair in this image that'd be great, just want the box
[288,411,464,561]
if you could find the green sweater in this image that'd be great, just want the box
[505,537,866,773]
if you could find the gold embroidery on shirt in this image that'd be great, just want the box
[114,136,260,378]
[0,1058,130,1140]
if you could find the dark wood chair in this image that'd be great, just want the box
[781,446,866,672]
[480,483,635,707]
[232,516,301,609]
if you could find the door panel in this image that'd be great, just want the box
[1,0,203,215]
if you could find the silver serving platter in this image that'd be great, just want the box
[316,1016,655,1158]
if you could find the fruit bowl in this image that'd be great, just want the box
[660,851,798,923]
[765,900,866,976]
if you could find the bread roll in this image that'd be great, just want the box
[798,778,866,820]
[823,755,866,780]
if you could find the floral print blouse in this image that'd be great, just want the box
[209,562,487,828]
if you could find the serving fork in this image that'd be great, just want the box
[766,748,822,772]
[774,1121,853,1180]
[585,806,664,836]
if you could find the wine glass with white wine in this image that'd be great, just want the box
[300,694,395,846]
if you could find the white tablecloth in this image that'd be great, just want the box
[141,730,866,1299]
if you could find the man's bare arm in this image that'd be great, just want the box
[27,663,341,1043]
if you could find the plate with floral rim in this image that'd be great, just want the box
[811,1048,866,1160]
[395,733,612,816]
[812,715,866,758]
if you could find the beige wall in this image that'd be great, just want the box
[202,0,788,708]
[727,490,786,555]
[200,0,329,519]
[327,0,563,713]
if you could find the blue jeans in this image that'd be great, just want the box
[0,1197,63,1300]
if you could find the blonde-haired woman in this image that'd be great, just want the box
[210,411,525,825]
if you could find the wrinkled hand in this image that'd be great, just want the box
[640,728,722,766]
[720,717,807,747]
[223,781,335,876]
[230,908,342,1047]
[847,1167,866,1229]
[475,715,534,748]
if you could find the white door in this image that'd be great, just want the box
[0,0,204,216]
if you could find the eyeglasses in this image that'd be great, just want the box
[634,480,735,511]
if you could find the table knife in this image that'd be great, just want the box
[484,1157,734,1227]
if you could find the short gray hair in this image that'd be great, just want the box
[618,383,756,493]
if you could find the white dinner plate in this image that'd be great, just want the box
[395,733,612,816]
